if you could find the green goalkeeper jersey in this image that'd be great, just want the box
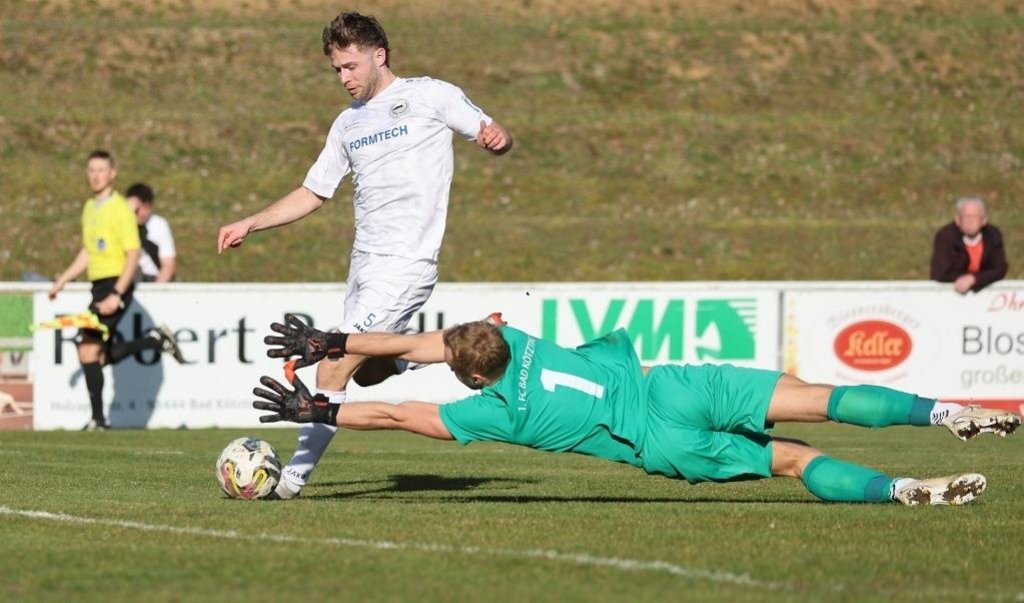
[439,326,647,468]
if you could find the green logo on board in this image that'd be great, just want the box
[541,298,758,361]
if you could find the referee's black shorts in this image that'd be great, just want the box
[80,277,135,342]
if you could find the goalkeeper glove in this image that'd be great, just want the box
[264,313,348,371]
[252,373,339,425]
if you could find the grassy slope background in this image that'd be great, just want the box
[1,0,1022,284]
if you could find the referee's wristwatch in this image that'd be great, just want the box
[112,291,125,311]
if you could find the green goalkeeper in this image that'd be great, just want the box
[254,314,1020,505]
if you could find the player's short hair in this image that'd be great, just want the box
[321,11,390,67]
[87,149,115,168]
[125,182,155,204]
[443,321,510,388]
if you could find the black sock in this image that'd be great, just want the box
[82,362,105,422]
[108,336,161,365]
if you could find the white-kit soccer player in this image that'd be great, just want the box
[217,12,512,498]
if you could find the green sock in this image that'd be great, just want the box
[827,385,935,428]
[802,455,893,503]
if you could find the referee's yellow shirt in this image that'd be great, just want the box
[81,192,141,281]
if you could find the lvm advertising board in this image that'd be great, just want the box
[31,282,780,429]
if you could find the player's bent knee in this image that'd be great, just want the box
[770,439,822,479]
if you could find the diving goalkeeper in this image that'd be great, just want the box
[253,314,1020,506]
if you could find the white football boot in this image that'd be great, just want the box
[894,473,987,506]
[941,405,1021,441]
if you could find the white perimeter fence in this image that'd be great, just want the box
[1,281,1021,429]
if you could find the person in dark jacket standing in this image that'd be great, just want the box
[930,197,1008,294]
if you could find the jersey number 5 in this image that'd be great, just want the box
[540,369,605,399]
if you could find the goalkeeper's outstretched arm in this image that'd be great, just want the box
[252,374,452,440]
[345,331,446,364]
[265,314,447,368]
[338,401,453,440]
[342,312,504,363]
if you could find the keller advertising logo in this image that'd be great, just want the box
[833,320,912,371]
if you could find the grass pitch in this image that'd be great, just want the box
[2,424,1021,602]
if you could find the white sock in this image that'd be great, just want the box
[320,388,348,405]
[889,477,916,500]
[930,402,965,425]
[281,388,346,490]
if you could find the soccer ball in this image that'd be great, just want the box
[215,437,282,500]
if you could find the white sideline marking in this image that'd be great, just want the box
[0,506,781,590]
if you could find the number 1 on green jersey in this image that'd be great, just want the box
[540,368,605,399]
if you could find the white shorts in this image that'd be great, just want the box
[341,250,438,336]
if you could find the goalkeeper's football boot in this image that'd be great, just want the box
[941,405,1021,441]
[149,324,186,364]
[894,473,986,506]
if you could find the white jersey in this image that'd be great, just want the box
[139,213,175,278]
[303,76,490,261]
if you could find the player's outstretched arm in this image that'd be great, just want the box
[216,186,325,253]
[339,401,453,440]
[343,311,503,360]
[253,374,453,440]
[265,313,447,366]
[344,331,446,364]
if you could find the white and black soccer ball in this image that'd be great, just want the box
[215,437,282,500]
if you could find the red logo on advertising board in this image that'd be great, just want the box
[834,320,912,371]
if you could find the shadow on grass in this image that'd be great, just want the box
[305,473,536,500]
[306,473,823,504]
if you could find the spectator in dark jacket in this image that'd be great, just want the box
[930,197,1008,294]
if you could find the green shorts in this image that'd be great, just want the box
[639,364,782,484]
